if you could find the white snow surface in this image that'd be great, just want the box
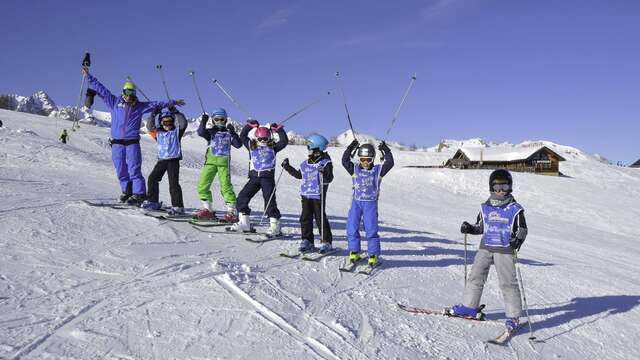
[1,108,640,359]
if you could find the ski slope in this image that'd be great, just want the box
[1,109,639,359]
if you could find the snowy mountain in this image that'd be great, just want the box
[1,108,640,359]
[0,90,57,116]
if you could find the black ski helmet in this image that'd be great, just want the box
[357,144,376,158]
[489,169,512,192]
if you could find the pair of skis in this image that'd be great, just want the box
[191,224,292,243]
[397,303,528,345]
[338,255,382,275]
[83,200,195,221]
[279,247,340,261]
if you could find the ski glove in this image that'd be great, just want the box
[281,158,290,168]
[270,123,283,131]
[510,238,524,251]
[247,119,260,128]
[347,139,360,150]
[460,221,475,234]
[227,123,236,133]
[378,141,390,153]
[201,114,209,123]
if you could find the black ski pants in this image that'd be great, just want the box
[237,176,281,218]
[300,196,332,244]
[147,159,184,207]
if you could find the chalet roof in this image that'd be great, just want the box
[455,146,566,162]
[631,159,640,168]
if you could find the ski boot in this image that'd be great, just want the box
[127,194,145,207]
[119,192,132,203]
[348,251,361,264]
[167,207,185,216]
[318,243,332,254]
[227,213,254,233]
[141,201,162,210]
[448,304,486,321]
[368,255,380,266]
[193,208,217,220]
[266,217,282,237]
[223,203,238,223]
[298,239,314,253]
[505,318,520,331]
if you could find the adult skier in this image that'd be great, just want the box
[342,139,394,266]
[281,134,334,253]
[59,129,69,144]
[448,169,528,332]
[228,120,288,235]
[141,108,188,215]
[193,108,242,222]
[82,66,184,205]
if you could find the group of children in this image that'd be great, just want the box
[86,71,530,331]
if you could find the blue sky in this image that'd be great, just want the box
[1,0,638,162]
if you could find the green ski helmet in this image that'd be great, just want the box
[122,81,136,96]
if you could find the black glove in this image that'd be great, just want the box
[347,139,360,150]
[460,221,474,234]
[247,119,259,128]
[84,88,97,108]
[168,105,177,113]
[318,166,325,174]
[281,158,290,168]
[378,141,390,153]
[227,123,236,133]
[201,114,209,123]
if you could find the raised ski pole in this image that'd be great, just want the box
[335,71,357,141]
[126,76,150,101]
[260,167,285,226]
[280,91,332,125]
[380,73,417,160]
[464,233,468,286]
[515,250,536,341]
[156,64,171,101]
[188,71,207,114]
[72,52,91,131]
[212,78,252,120]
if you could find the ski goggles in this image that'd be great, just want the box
[257,137,270,143]
[492,183,512,192]
[123,89,136,96]
[160,117,174,126]
[213,116,227,123]
[359,157,373,164]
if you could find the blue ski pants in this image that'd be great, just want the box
[112,143,146,195]
[346,199,380,256]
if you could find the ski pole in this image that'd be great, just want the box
[320,167,325,244]
[380,74,417,161]
[72,52,91,131]
[211,78,252,119]
[126,76,150,101]
[335,72,357,141]
[515,250,536,341]
[260,167,285,226]
[156,64,171,101]
[464,233,468,287]
[188,71,207,114]
[382,74,417,142]
[280,91,332,125]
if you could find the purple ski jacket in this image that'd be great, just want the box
[87,73,176,140]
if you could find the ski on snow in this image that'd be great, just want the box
[279,247,340,261]
[486,322,529,346]
[397,304,504,325]
[245,233,293,243]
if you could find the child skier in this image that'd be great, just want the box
[281,134,334,253]
[59,129,69,144]
[82,67,184,205]
[342,139,394,266]
[449,169,528,332]
[228,120,288,235]
[193,108,242,222]
[141,108,188,215]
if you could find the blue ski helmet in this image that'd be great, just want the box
[156,110,175,127]
[211,108,228,119]
[306,134,329,151]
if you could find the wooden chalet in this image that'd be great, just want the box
[444,146,566,176]
[630,159,640,168]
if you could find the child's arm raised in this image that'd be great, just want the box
[281,158,302,179]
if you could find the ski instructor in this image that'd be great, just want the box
[82,66,185,205]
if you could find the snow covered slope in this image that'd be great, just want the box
[1,109,639,359]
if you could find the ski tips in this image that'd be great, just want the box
[411,73,417,80]
[156,64,162,69]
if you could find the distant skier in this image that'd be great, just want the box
[227,120,288,235]
[0,120,3,127]
[82,66,184,205]
[281,134,334,253]
[141,108,188,215]
[59,129,69,144]
[342,139,394,267]
[193,108,242,222]
[448,169,528,332]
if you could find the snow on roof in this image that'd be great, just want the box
[631,159,640,168]
[456,145,565,162]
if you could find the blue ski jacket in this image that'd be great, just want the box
[87,73,176,140]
